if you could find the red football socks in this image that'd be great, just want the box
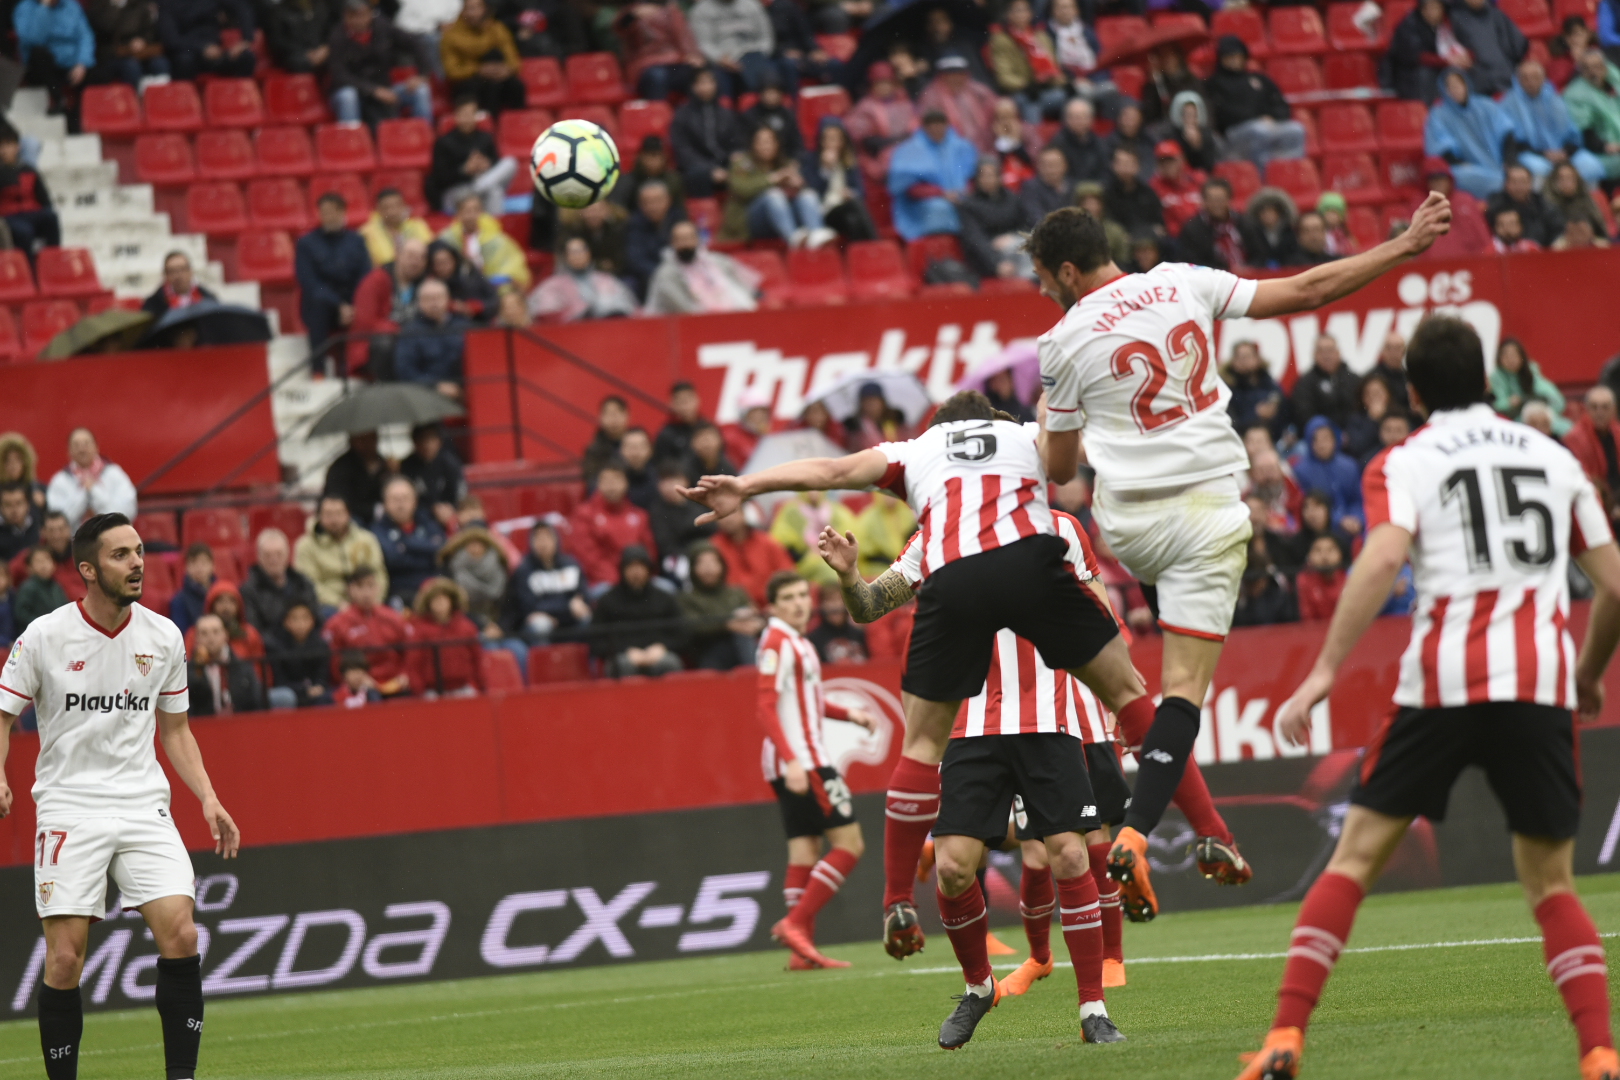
[1019,864,1055,965]
[1275,871,1365,1032]
[783,863,810,913]
[1537,891,1614,1057]
[1114,696,1232,844]
[1088,842,1124,963]
[884,755,940,907]
[1057,874,1105,1004]
[789,848,859,930]
[938,878,993,987]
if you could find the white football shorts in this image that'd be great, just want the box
[33,811,197,919]
[1093,474,1252,641]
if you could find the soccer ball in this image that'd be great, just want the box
[530,119,620,209]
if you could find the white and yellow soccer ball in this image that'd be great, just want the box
[530,119,620,209]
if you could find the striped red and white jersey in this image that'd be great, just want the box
[891,508,1099,589]
[953,629,1114,742]
[874,419,1056,581]
[757,616,849,780]
[1367,403,1614,710]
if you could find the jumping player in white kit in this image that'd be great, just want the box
[1235,316,1620,1080]
[0,512,240,1080]
[1024,193,1456,921]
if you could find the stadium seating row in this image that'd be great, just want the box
[0,247,111,304]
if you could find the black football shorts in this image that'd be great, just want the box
[771,766,859,839]
[1014,740,1131,841]
[935,732,1103,843]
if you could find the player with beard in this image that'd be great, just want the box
[0,513,240,1080]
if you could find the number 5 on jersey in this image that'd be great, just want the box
[1109,321,1218,434]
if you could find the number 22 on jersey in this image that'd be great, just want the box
[1108,321,1218,434]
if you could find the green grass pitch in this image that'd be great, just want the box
[6,875,1620,1079]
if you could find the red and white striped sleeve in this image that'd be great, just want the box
[1053,510,1099,578]
[1362,445,1417,534]
[755,629,798,765]
[1571,474,1614,555]
[888,528,925,588]
[874,440,910,498]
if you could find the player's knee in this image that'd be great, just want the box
[163,921,199,958]
[935,851,978,895]
[1046,834,1089,879]
[44,942,85,986]
[835,833,865,860]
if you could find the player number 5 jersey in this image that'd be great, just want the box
[0,602,190,819]
[1038,262,1259,492]
[1366,404,1614,709]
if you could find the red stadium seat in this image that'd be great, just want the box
[797,85,851,144]
[143,81,204,133]
[727,249,793,308]
[977,276,1037,296]
[210,548,244,584]
[563,104,618,139]
[204,78,265,128]
[1266,157,1323,208]
[1266,56,1325,97]
[617,99,673,154]
[237,230,296,285]
[36,248,102,298]
[195,129,257,181]
[1326,2,1382,51]
[1214,159,1261,208]
[520,57,569,109]
[1268,7,1327,54]
[685,196,720,235]
[1110,65,1147,101]
[906,234,965,281]
[0,249,36,303]
[265,73,329,126]
[1499,0,1556,35]
[1381,0,1419,43]
[248,502,309,540]
[846,239,915,300]
[1323,52,1378,90]
[1380,149,1428,198]
[308,173,370,227]
[1376,100,1429,151]
[0,308,19,363]
[1555,0,1598,25]
[1150,11,1206,33]
[1095,14,1150,55]
[247,178,312,231]
[377,117,434,170]
[1347,205,1382,250]
[133,511,180,547]
[134,133,196,185]
[497,108,553,161]
[785,246,850,306]
[1211,6,1269,56]
[1319,103,1378,153]
[528,643,590,683]
[254,125,316,178]
[185,182,249,237]
[22,300,81,357]
[1322,152,1388,205]
[80,83,142,136]
[565,52,631,105]
[315,124,377,173]
[135,554,175,613]
[182,508,248,549]
[1295,109,1320,155]
[481,649,524,691]
[370,169,428,215]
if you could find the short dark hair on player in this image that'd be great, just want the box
[73,512,132,572]
[1405,315,1490,414]
[765,570,806,605]
[929,390,996,427]
[1023,206,1113,275]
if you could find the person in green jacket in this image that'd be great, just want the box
[1562,48,1620,181]
[678,541,764,670]
[1492,337,1572,436]
[14,545,67,631]
[721,125,835,247]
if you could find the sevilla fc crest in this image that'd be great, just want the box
[134,654,154,677]
[38,882,53,905]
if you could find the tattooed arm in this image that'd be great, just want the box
[817,527,917,624]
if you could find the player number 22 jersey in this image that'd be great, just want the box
[1366,404,1614,709]
[0,602,190,819]
[1038,262,1259,492]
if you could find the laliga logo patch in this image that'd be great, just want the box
[6,640,20,668]
[134,654,154,677]
[38,882,53,905]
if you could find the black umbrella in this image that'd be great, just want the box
[309,384,466,437]
[840,0,991,91]
[141,300,273,349]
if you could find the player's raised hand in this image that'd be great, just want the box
[817,527,860,575]
[1577,672,1605,723]
[1402,192,1453,255]
[678,475,746,525]
[1274,666,1335,747]
[204,796,240,859]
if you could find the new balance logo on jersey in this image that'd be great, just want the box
[63,660,84,672]
[1144,749,1175,764]
[64,691,150,712]
[1082,805,1098,817]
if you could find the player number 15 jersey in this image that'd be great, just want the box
[1038,262,1259,492]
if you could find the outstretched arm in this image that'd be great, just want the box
[1246,193,1453,319]
[0,711,13,819]
[1273,523,1413,745]
[679,448,892,525]
[817,526,916,623]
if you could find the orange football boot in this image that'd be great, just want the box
[1103,958,1127,987]
[1581,1047,1620,1080]
[1234,1027,1304,1080]
[1107,826,1159,922]
[999,956,1054,996]
[985,930,1018,956]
